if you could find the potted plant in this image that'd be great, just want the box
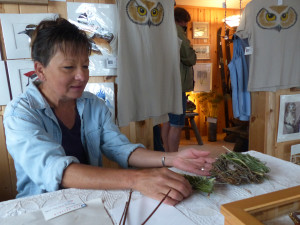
[196,91,224,141]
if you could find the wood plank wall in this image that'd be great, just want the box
[179,5,239,135]
[182,5,300,162]
[0,106,17,201]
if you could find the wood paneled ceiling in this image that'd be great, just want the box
[175,0,252,9]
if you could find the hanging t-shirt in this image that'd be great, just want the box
[116,0,182,127]
[236,0,300,92]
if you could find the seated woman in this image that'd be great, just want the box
[3,17,215,206]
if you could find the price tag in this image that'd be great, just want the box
[106,57,117,68]
[42,196,87,221]
[245,46,253,55]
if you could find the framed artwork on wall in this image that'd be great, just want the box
[0,61,11,105]
[193,63,212,92]
[67,2,117,76]
[0,13,58,60]
[193,44,210,60]
[277,94,300,143]
[85,82,115,123]
[0,0,48,4]
[193,22,209,39]
[6,60,34,99]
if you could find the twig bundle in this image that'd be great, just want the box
[210,152,270,185]
[184,152,270,194]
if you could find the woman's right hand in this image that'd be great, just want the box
[132,167,192,206]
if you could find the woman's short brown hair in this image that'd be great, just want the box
[30,17,91,67]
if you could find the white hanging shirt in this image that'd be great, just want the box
[236,0,300,92]
[116,0,182,127]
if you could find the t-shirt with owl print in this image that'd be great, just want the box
[236,0,300,92]
[116,0,182,127]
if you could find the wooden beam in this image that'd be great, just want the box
[0,0,48,5]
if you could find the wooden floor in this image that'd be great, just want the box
[179,133,235,158]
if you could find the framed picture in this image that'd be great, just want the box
[0,61,11,105]
[193,44,210,60]
[6,60,34,99]
[85,82,115,123]
[193,22,209,39]
[0,13,58,59]
[67,2,117,76]
[221,185,300,225]
[277,94,300,142]
[193,63,212,92]
[0,0,48,4]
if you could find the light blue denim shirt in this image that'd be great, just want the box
[4,82,144,198]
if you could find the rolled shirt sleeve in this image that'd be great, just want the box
[81,95,145,168]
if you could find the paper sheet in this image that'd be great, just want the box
[109,196,196,225]
[0,198,113,225]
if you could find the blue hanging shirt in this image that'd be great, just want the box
[228,35,251,121]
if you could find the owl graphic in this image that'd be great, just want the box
[126,0,164,27]
[256,5,297,32]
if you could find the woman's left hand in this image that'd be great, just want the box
[172,148,216,176]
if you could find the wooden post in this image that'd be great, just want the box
[249,89,300,161]
[0,106,17,201]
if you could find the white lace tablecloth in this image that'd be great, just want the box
[1,151,300,225]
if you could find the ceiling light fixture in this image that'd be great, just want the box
[223,0,242,39]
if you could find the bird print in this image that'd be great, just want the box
[24,71,38,86]
[96,89,113,109]
[126,0,164,27]
[18,24,36,37]
[284,102,300,134]
[77,12,114,43]
[18,21,113,56]
[76,12,114,56]
[256,5,297,32]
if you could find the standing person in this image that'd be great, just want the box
[3,17,214,206]
[162,7,197,152]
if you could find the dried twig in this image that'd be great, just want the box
[141,189,171,225]
[119,189,133,225]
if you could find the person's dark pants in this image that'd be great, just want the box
[153,124,165,152]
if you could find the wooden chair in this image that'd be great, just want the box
[183,112,203,145]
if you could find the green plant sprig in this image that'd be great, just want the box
[222,152,270,175]
[183,175,215,193]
